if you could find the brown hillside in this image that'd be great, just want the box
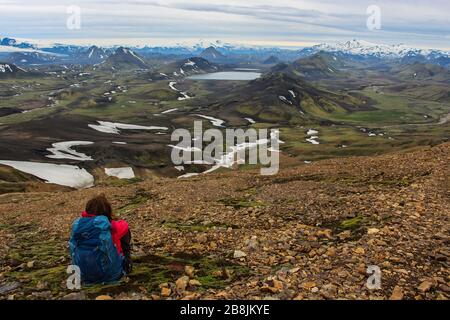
[0,143,448,300]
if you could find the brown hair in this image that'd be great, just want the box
[85,194,114,220]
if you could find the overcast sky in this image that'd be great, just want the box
[0,0,449,49]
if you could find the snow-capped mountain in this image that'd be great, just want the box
[78,46,108,63]
[134,45,193,56]
[102,47,148,69]
[0,36,86,59]
[298,39,450,65]
[0,62,26,76]
[161,57,220,78]
[7,51,59,65]
[1,35,449,67]
[40,44,84,56]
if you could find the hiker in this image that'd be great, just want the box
[69,194,132,284]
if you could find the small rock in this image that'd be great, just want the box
[439,284,450,293]
[337,230,352,240]
[215,291,229,299]
[289,267,300,274]
[212,270,224,278]
[0,282,20,294]
[176,276,190,292]
[195,234,208,243]
[367,228,380,235]
[224,268,233,279]
[263,296,280,301]
[261,279,284,294]
[185,265,195,278]
[300,281,316,290]
[26,261,35,268]
[32,291,52,299]
[272,279,283,291]
[161,287,172,297]
[233,250,247,259]
[36,281,48,290]
[181,293,200,300]
[317,229,333,239]
[354,247,365,254]
[189,279,202,287]
[389,286,404,300]
[247,236,259,250]
[320,284,338,299]
[325,247,336,257]
[62,292,86,300]
[337,270,349,278]
[209,241,217,250]
[418,280,435,293]
[95,295,113,300]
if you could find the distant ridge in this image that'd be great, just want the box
[263,55,281,64]
[79,46,108,64]
[199,46,225,61]
[0,36,449,67]
[0,62,26,76]
[102,47,148,69]
[298,39,450,67]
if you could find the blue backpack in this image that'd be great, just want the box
[69,215,124,284]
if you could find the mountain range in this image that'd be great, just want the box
[1,36,448,68]
[298,39,450,67]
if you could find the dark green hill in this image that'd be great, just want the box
[208,72,370,125]
[393,62,450,82]
[271,52,355,80]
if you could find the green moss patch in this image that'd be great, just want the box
[83,253,251,297]
[2,221,250,299]
[2,224,69,297]
[218,197,265,209]
[116,189,153,215]
[104,177,143,187]
[338,216,368,231]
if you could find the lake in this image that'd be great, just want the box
[188,71,261,81]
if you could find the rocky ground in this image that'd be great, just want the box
[0,143,448,300]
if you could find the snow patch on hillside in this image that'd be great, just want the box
[89,121,168,134]
[306,129,320,145]
[196,114,225,127]
[46,141,94,161]
[105,167,135,179]
[0,160,94,189]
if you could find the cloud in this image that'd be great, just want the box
[0,0,448,49]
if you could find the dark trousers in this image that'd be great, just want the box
[121,230,133,274]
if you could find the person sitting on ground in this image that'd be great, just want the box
[69,194,132,284]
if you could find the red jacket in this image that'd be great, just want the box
[81,212,129,255]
